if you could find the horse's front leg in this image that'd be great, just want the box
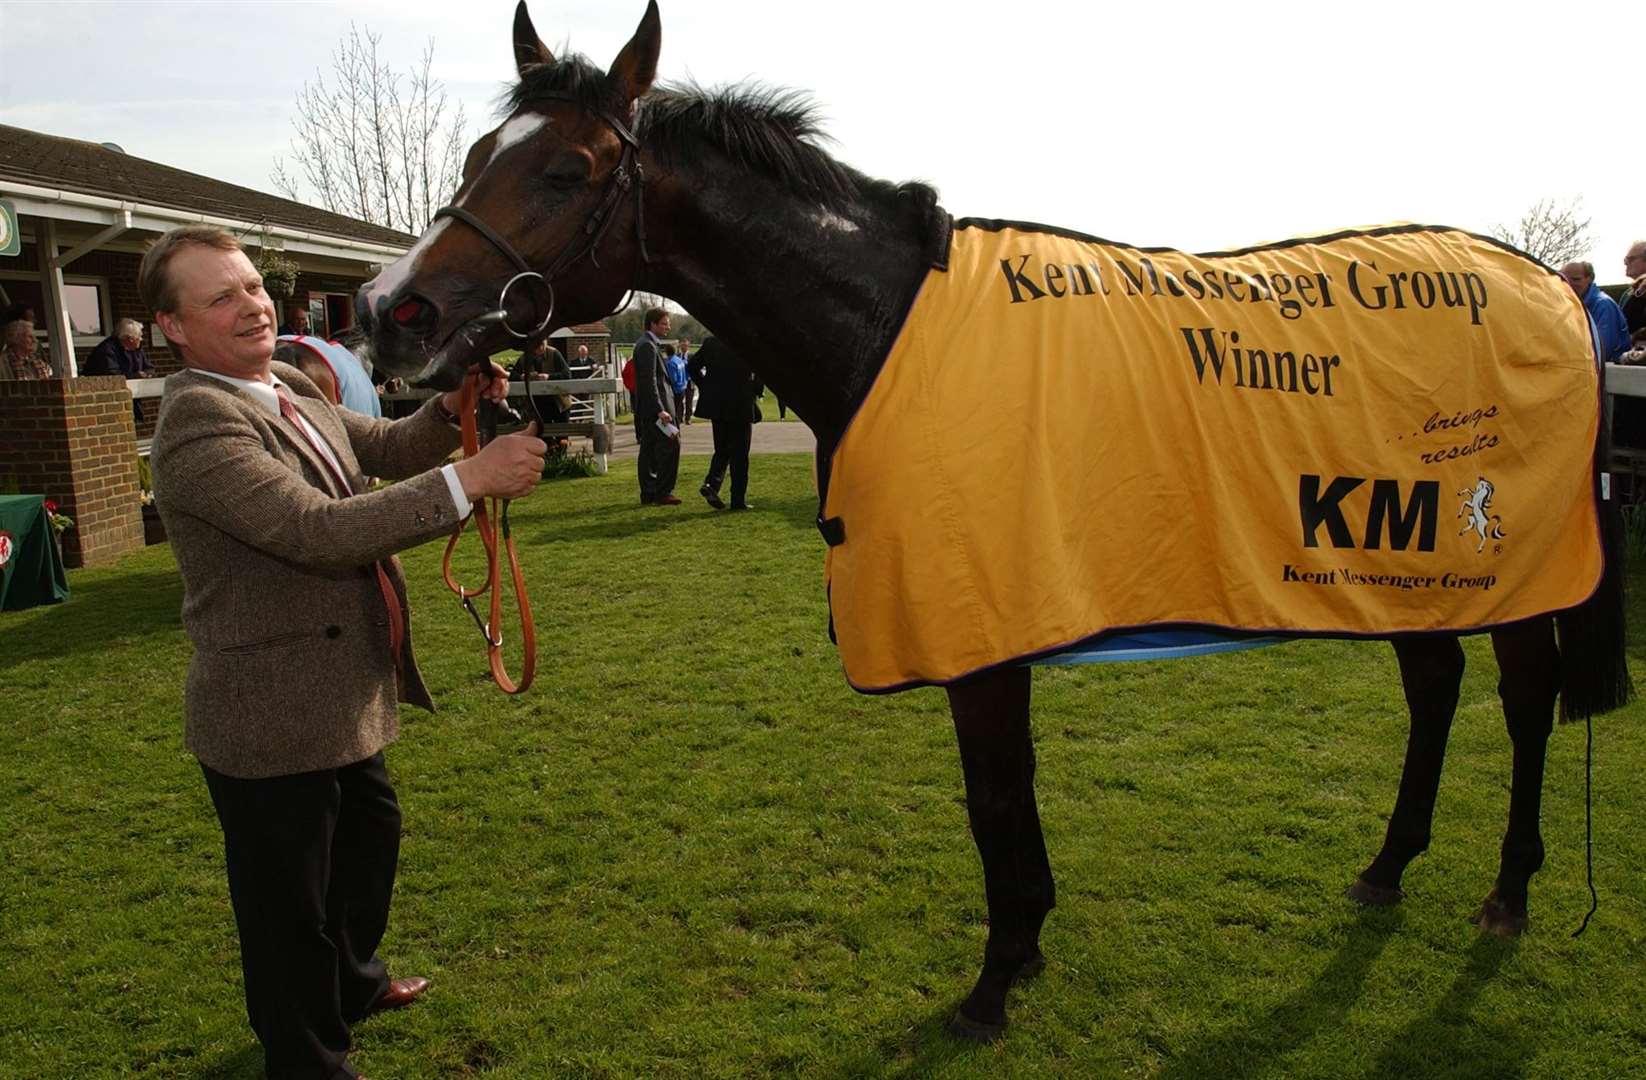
[1348,635,1465,906]
[946,664,1053,1043]
[1471,618,1559,936]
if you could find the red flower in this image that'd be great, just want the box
[44,499,58,514]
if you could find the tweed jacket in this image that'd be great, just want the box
[152,363,464,779]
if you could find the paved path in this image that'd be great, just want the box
[603,418,816,460]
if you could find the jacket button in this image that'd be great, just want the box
[325,625,342,639]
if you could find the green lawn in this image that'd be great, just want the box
[2,454,1643,1078]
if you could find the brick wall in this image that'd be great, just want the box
[0,377,143,568]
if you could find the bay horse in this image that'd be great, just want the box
[358,1,1630,1041]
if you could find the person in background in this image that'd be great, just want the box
[693,335,762,511]
[632,307,681,506]
[278,307,313,337]
[573,343,593,375]
[83,318,157,379]
[143,223,545,1080]
[1621,241,1646,339]
[1,318,51,380]
[1559,260,1630,361]
[664,342,689,426]
[675,337,696,423]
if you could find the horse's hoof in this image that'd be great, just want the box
[1345,877,1404,907]
[1011,951,1047,985]
[947,1008,1006,1044]
[1470,896,1528,937]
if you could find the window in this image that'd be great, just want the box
[0,272,111,345]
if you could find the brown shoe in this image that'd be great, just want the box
[372,976,430,1013]
[655,494,683,506]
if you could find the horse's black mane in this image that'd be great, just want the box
[506,54,940,218]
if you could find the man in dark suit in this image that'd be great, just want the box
[632,306,681,505]
[692,335,762,511]
[144,224,545,1080]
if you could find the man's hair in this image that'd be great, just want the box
[116,317,143,339]
[1629,241,1646,258]
[644,306,667,330]
[1571,261,1595,277]
[140,225,242,316]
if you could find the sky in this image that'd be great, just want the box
[2,0,1642,279]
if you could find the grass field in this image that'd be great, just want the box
[2,454,1643,1078]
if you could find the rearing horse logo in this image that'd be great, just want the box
[1457,477,1506,553]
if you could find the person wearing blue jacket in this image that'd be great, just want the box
[1560,261,1631,361]
[664,342,689,423]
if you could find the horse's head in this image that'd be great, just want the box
[358,1,661,389]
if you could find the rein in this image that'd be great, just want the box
[426,95,651,695]
[441,373,536,694]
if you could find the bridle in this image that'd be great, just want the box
[431,94,652,695]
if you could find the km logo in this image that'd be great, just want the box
[1299,475,1439,551]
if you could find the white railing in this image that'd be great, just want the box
[130,376,621,475]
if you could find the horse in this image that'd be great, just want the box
[357,1,1631,1042]
[1458,477,1507,554]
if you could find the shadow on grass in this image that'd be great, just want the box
[0,567,182,674]
[511,493,821,546]
[1155,906,1406,1080]
[1358,934,1525,1080]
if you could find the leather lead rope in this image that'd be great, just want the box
[441,374,537,694]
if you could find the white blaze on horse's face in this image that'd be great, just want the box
[363,217,453,314]
[361,115,550,313]
[487,113,550,168]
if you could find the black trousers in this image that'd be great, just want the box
[705,418,753,507]
[201,752,400,1080]
[635,419,680,503]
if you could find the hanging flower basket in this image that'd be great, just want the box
[256,250,300,300]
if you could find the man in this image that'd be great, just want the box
[1,318,51,379]
[693,335,762,511]
[1559,260,1630,361]
[82,318,157,379]
[573,343,593,375]
[632,306,681,505]
[1622,241,1646,338]
[279,307,313,337]
[144,224,545,1080]
[676,337,695,423]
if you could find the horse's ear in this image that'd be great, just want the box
[513,0,555,76]
[606,1,661,108]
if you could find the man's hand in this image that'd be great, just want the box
[454,421,548,500]
[440,361,511,416]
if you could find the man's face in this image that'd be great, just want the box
[119,330,143,350]
[1560,264,1593,295]
[293,312,310,332]
[577,346,589,359]
[679,338,691,352]
[652,313,672,338]
[1625,245,1646,280]
[157,246,277,379]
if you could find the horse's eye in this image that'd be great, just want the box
[542,151,592,187]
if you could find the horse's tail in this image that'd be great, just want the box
[1555,414,1633,721]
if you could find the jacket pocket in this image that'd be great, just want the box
[218,629,314,655]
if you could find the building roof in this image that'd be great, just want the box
[0,123,418,249]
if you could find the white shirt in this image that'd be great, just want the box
[195,369,470,518]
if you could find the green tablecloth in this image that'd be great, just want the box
[0,495,69,611]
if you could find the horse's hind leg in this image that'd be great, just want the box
[946,665,1053,1043]
[1472,618,1559,936]
[1348,635,1465,906]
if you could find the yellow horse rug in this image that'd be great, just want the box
[821,221,1605,692]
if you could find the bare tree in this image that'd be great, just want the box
[1490,197,1593,268]
[272,26,466,233]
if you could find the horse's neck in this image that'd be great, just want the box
[636,159,936,440]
